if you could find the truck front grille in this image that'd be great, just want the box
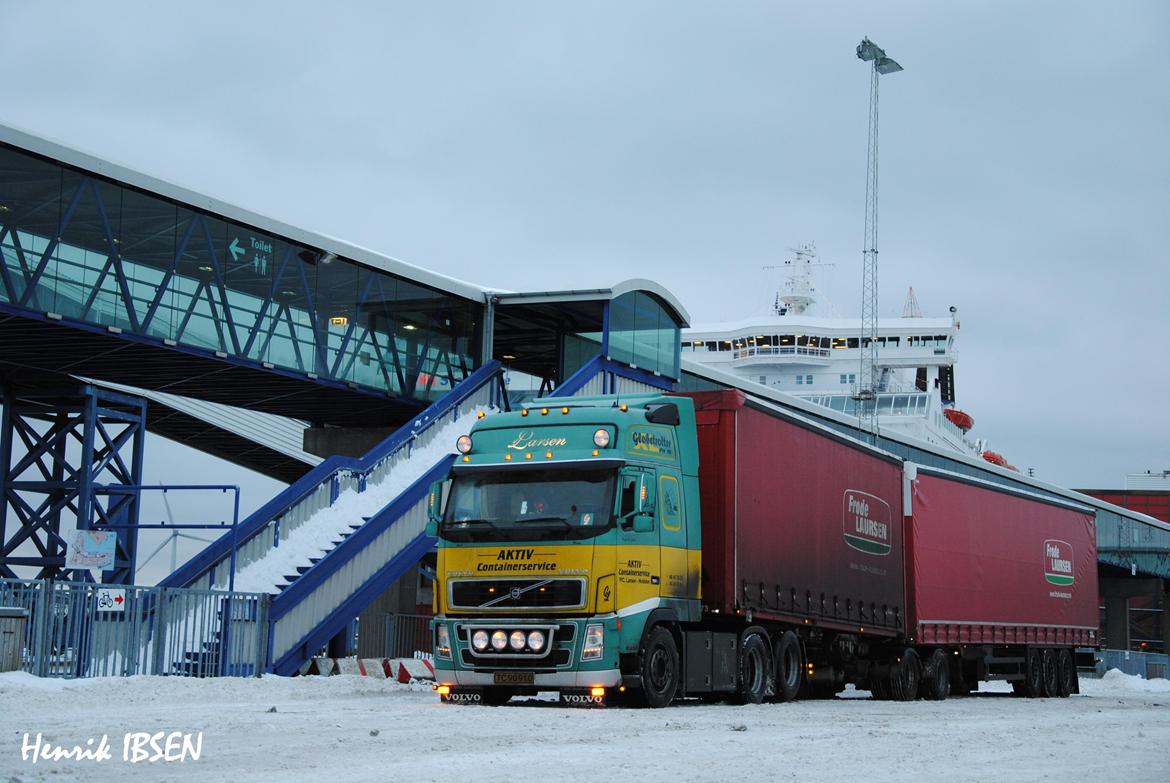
[449,578,586,610]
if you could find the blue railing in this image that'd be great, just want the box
[551,354,673,398]
[266,457,454,675]
[161,360,506,591]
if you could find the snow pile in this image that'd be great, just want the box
[1085,668,1170,694]
[220,411,485,595]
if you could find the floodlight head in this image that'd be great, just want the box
[875,57,903,75]
[857,38,885,62]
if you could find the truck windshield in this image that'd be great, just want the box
[440,468,617,543]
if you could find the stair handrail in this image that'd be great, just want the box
[161,361,505,589]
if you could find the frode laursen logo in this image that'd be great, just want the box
[842,490,892,556]
[1044,539,1075,586]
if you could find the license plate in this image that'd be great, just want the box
[493,671,534,686]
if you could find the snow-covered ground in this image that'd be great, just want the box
[2,671,1167,782]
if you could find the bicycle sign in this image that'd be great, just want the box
[96,588,126,612]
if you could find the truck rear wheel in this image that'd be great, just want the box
[890,648,921,701]
[921,649,950,701]
[772,631,803,702]
[639,626,680,708]
[1041,649,1059,697]
[1056,648,1075,697]
[735,631,773,704]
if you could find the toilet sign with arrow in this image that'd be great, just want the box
[227,233,274,275]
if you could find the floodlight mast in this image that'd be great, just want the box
[854,37,902,440]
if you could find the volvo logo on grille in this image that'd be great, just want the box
[510,587,522,600]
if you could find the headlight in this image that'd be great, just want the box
[436,624,451,659]
[593,428,611,448]
[527,631,545,652]
[491,630,508,651]
[582,623,604,661]
[510,630,526,651]
[456,435,473,454]
[472,630,489,651]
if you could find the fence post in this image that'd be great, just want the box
[256,595,270,677]
[33,579,50,677]
[152,587,167,675]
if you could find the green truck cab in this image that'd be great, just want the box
[427,394,701,706]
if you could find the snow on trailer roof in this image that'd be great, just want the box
[681,357,1170,534]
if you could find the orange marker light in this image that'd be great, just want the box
[540,408,549,415]
[561,407,570,414]
[525,453,533,460]
[477,410,486,419]
[619,404,628,412]
[462,456,470,462]
[545,452,554,459]
[590,687,606,698]
[505,454,512,461]
[521,409,529,417]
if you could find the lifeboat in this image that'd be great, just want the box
[981,450,1008,467]
[943,408,974,432]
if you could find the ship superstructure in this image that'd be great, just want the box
[682,244,979,455]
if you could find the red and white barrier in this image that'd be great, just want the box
[300,656,434,682]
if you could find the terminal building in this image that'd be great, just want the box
[1,122,1166,676]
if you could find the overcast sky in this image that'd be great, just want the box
[2,1,1167,574]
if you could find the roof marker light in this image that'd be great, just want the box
[545,452,553,459]
[540,408,549,415]
[561,407,570,414]
[477,411,486,419]
[521,409,529,417]
[620,404,628,413]
[525,453,533,460]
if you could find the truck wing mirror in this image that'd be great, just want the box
[631,513,655,533]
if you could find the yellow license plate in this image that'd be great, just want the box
[493,671,535,686]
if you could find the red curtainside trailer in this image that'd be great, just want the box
[905,468,1098,647]
[681,389,1098,701]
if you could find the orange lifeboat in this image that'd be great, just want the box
[943,408,974,432]
[981,450,1008,467]
[981,451,1020,472]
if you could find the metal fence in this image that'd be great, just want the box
[0,578,269,678]
[1094,648,1170,681]
[360,612,432,659]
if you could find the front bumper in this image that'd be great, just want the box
[443,668,623,688]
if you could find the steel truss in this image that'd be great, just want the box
[0,384,145,583]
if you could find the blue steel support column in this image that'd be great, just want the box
[0,386,146,583]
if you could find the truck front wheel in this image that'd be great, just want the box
[639,626,680,708]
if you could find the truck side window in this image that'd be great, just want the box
[619,477,638,518]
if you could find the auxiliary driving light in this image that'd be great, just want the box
[593,429,611,448]
[510,630,526,651]
[472,630,490,651]
[456,435,473,454]
[527,631,546,652]
[491,630,508,651]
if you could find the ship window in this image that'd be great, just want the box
[796,336,808,347]
[759,375,766,385]
[719,340,731,351]
[806,375,813,384]
[779,335,794,346]
[796,375,803,385]
[849,373,856,384]
[832,338,847,349]
[847,338,859,348]
[840,374,847,383]
[887,337,899,347]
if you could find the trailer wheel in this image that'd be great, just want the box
[772,631,803,703]
[921,649,950,701]
[1041,649,1059,697]
[1056,649,1075,698]
[735,631,774,704]
[638,626,680,708]
[891,648,921,701]
[1022,647,1044,698]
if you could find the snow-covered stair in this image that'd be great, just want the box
[160,362,507,675]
